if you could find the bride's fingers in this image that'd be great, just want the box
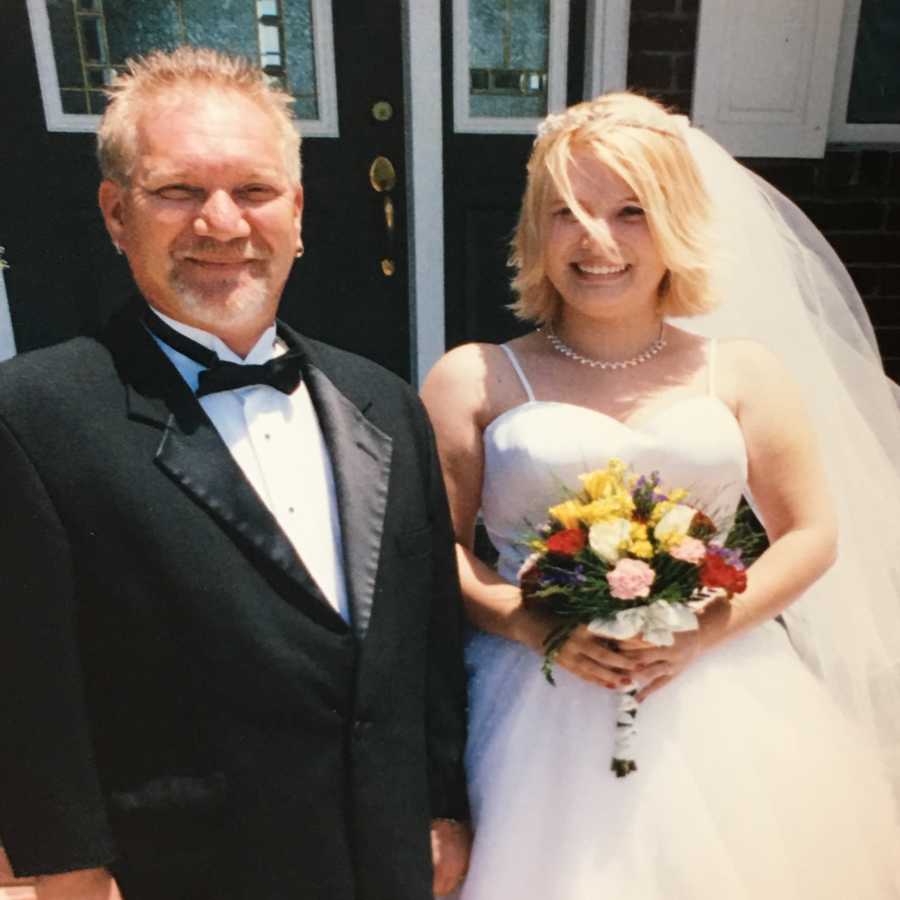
[630,660,671,687]
[563,652,628,688]
[636,671,674,702]
[568,629,639,671]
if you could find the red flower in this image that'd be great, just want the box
[546,528,587,557]
[699,554,747,594]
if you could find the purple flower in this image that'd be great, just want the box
[708,543,745,570]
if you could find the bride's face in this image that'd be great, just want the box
[542,152,667,322]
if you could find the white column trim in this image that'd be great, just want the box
[0,265,17,362]
[403,0,445,386]
[583,0,631,97]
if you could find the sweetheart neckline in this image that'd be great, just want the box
[483,394,741,439]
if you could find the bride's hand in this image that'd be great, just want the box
[620,600,730,700]
[511,608,665,689]
[620,630,701,701]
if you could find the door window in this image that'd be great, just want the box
[25,0,338,135]
[453,0,570,133]
[830,0,900,142]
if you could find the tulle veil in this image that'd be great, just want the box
[673,122,900,806]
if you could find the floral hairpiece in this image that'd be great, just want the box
[535,106,691,143]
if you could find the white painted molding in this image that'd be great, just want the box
[403,0,445,385]
[25,0,339,138]
[583,0,631,98]
[829,0,900,143]
[26,0,95,133]
[453,0,570,134]
[693,0,845,158]
[305,0,340,138]
[0,265,17,362]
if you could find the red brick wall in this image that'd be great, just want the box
[625,0,900,382]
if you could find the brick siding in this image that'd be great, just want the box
[626,0,900,382]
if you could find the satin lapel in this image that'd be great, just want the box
[300,353,392,643]
[109,307,345,631]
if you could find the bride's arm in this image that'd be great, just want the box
[628,339,838,698]
[421,344,642,689]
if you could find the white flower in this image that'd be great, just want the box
[588,518,631,563]
[653,504,697,544]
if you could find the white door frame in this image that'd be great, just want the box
[403,0,445,386]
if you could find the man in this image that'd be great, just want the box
[0,47,469,900]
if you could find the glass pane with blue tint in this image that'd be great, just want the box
[847,0,900,124]
[183,0,258,61]
[79,16,106,63]
[44,0,321,121]
[469,0,549,118]
[47,0,83,105]
[282,0,318,119]
[105,0,182,61]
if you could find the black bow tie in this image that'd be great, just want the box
[143,308,304,398]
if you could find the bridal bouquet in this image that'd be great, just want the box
[518,459,749,777]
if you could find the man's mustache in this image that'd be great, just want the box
[174,238,267,263]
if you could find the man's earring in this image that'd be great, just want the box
[113,242,123,256]
[296,243,304,259]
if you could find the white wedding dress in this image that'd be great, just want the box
[456,343,900,900]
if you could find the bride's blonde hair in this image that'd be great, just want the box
[510,92,718,324]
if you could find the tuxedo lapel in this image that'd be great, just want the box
[295,336,393,643]
[107,307,346,632]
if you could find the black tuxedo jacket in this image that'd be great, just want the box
[0,303,468,900]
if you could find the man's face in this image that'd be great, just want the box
[99,88,302,349]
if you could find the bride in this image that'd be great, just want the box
[422,93,900,898]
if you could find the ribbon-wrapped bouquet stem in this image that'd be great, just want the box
[518,459,752,777]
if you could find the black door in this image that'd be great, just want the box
[0,1,410,378]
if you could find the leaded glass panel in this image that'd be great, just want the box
[469,0,549,118]
[43,0,318,120]
[846,0,900,124]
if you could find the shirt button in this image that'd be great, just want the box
[288,506,295,514]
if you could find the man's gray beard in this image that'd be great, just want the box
[169,270,271,328]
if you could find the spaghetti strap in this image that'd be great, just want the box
[707,338,718,397]
[500,344,536,403]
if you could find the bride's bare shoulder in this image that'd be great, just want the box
[421,338,537,429]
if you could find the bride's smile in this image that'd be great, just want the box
[542,151,667,322]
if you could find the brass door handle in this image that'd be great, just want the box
[369,156,397,276]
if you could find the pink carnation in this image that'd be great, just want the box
[669,536,707,564]
[606,558,656,601]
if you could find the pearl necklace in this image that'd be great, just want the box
[541,324,667,370]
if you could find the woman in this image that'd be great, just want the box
[422,93,900,898]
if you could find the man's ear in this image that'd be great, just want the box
[98,180,127,249]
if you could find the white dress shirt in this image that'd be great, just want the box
[150,309,350,621]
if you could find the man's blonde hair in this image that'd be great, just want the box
[510,92,717,324]
[97,46,301,185]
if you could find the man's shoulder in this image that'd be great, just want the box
[301,335,409,388]
[0,335,116,414]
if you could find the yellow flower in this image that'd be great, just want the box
[630,540,654,559]
[548,499,588,530]
[579,460,627,500]
[578,495,635,524]
[650,500,674,525]
[627,522,653,559]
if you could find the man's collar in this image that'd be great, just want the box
[150,307,280,366]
